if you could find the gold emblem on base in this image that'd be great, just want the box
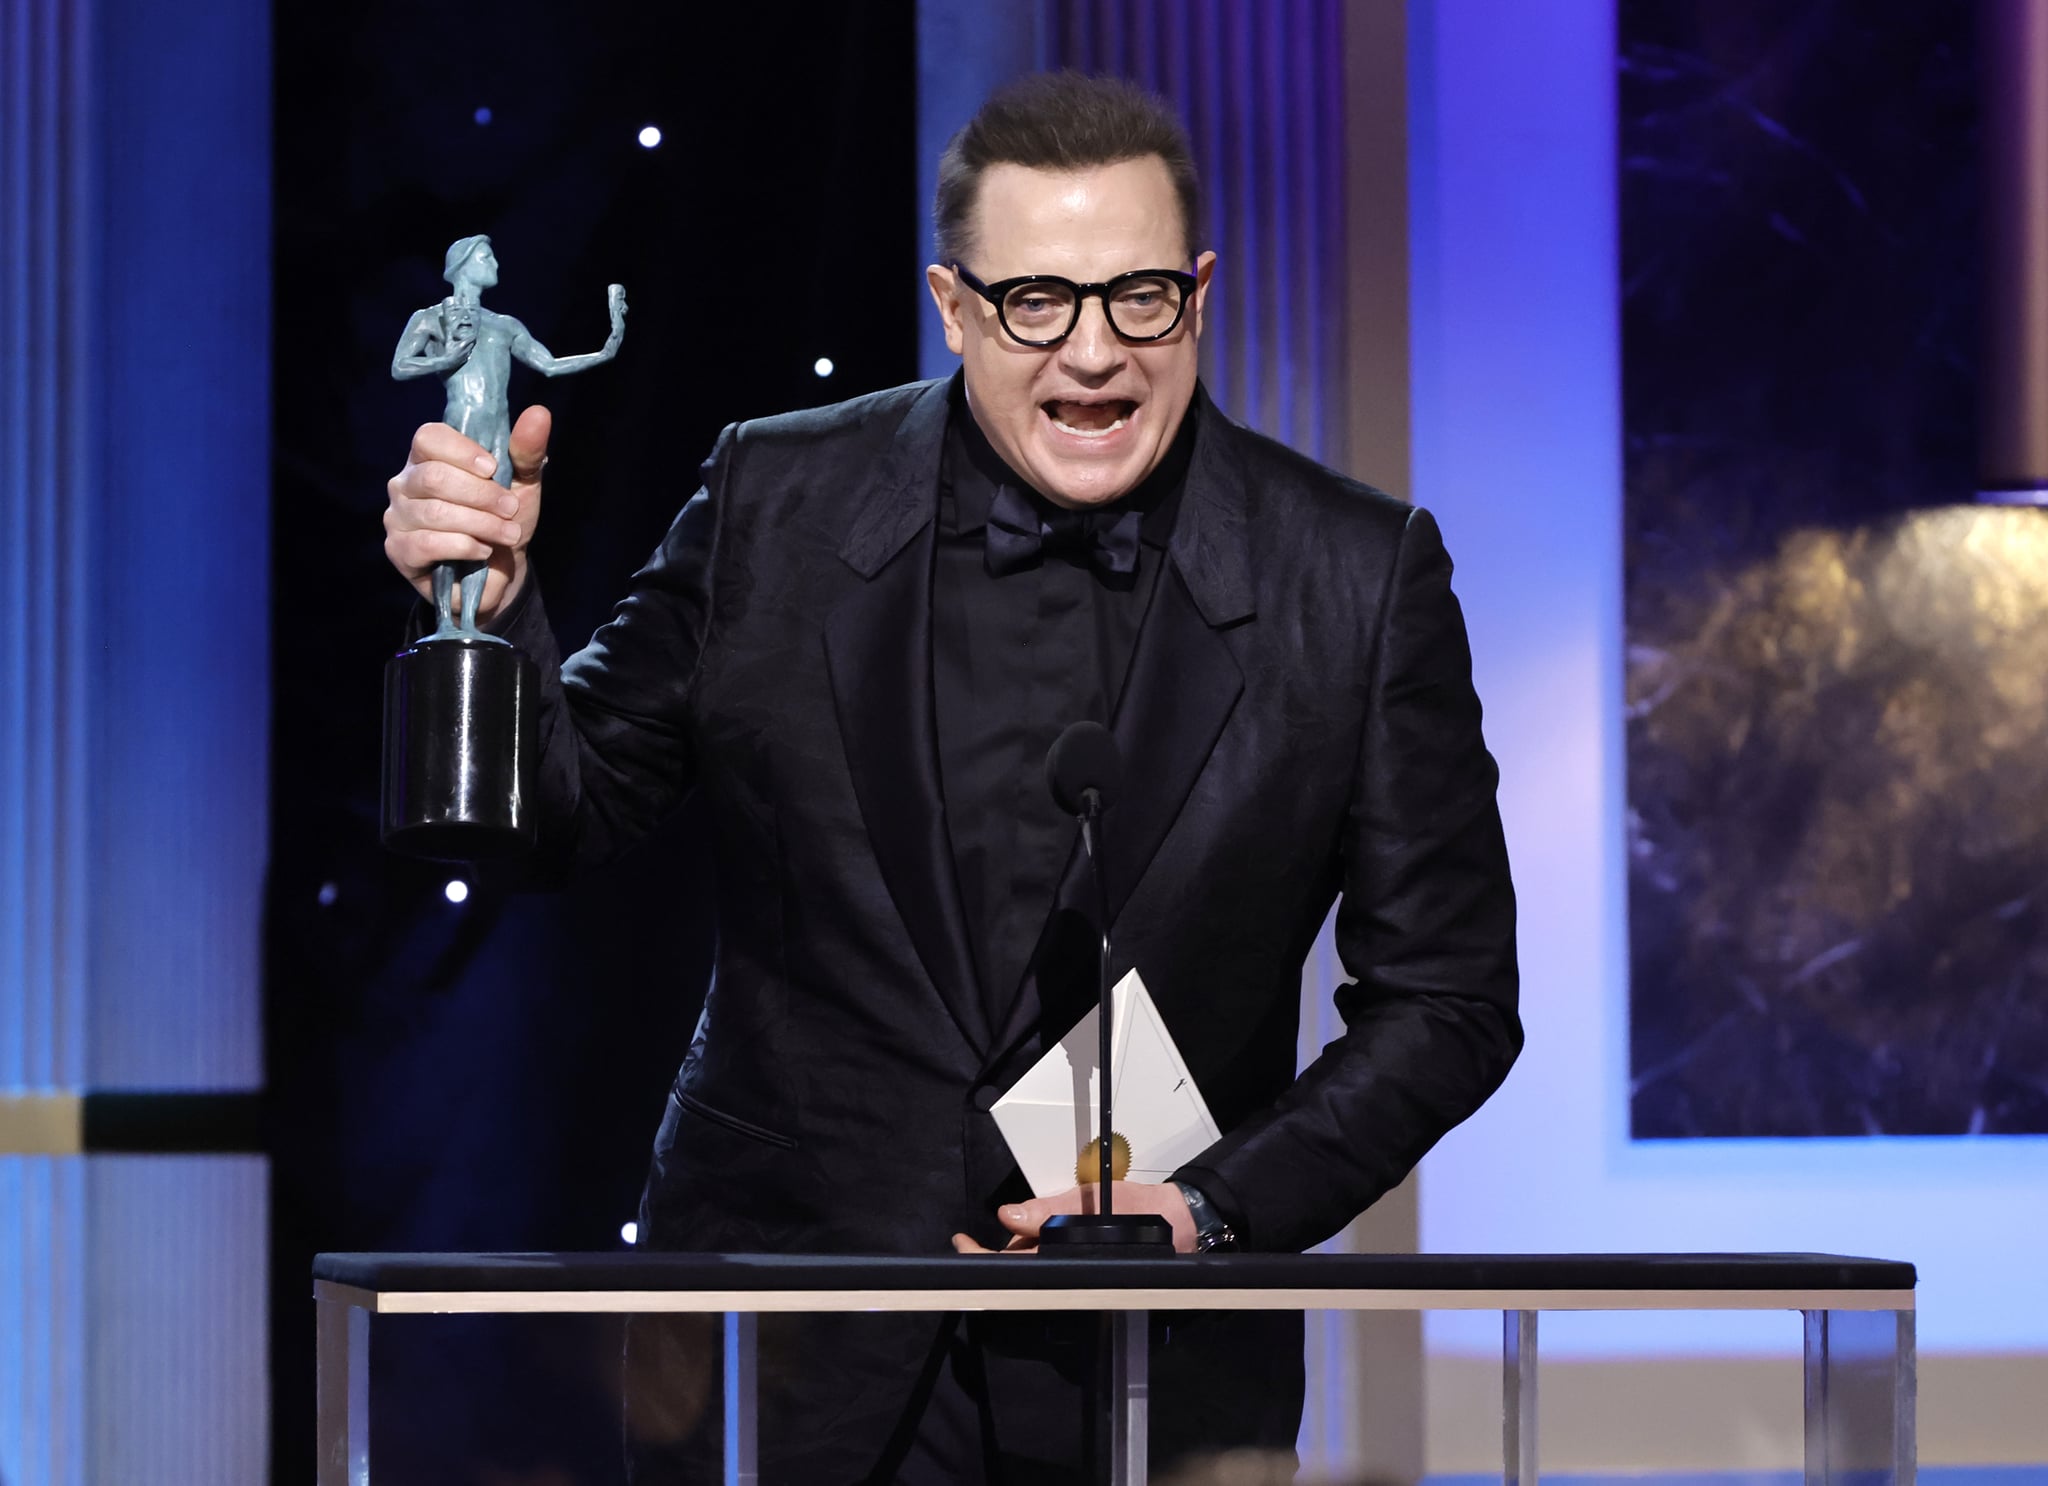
[1075,1132,1132,1185]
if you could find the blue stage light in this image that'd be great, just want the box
[473,106,491,126]
[637,125,662,149]
[443,879,469,905]
[813,357,834,378]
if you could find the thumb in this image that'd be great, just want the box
[509,404,553,487]
[998,1188,1080,1236]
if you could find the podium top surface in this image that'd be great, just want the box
[312,1252,1915,1316]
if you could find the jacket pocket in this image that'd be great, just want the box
[672,1087,798,1150]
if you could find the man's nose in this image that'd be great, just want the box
[1057,296,1124,377]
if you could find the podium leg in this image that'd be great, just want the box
[1110,1309,1148,1486]
[1803,1308,1916,1486]
[1502,1309,1537,1486]
[724,1311,758,1486]
[316,1297,370,1486]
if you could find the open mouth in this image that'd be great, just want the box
[1044,398,1138,439]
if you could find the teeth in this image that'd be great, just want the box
[1051,413,1128,438]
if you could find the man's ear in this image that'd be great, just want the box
[926,263,967,356]
[1189,250,1218,339]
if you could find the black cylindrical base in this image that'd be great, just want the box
[1036,1213,1176,1257]
[381,637,539,861]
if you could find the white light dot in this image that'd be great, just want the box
[620,1221,639,1245]
[812,357,835,378]
[317,882,338,907]
[443,879,470,905]
[637,125,662,149]
[473,106,492,126]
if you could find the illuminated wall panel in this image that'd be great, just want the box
[1,0,92,1115]
[1411,0,2048,1468]
[1,0,270,1479]
[87,0,270,1093]
[0,1161,84,1486]
[86,1160,268,1485]
[3,0,99,1479]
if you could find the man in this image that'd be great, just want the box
[383,72,1518,1484]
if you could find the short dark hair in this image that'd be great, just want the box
[934,71,1202,269]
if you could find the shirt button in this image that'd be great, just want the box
[970,1085,1000,1112]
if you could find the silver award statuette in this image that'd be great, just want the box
[382,234,627,859]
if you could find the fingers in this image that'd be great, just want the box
[384,464,524,550]
[951,1232,1038,1255]
[386,421,531,601]
[408,420,498,479]
[383,525,493,570]
[393,426,517,521]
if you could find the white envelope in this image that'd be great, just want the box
[990,968,1222,1196]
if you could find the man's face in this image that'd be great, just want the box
[928,156,1215,509]
[466,244,499,290]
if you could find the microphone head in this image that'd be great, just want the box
[1047,721,1123,816]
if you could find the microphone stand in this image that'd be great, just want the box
[1038,784,1173,1257]
[1086,789,1114,1223]
[1035,724,1174,1486]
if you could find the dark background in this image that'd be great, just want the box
[266,3,916,1479]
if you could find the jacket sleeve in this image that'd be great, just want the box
[507,422,739,871]
[1173,505,1522,1251]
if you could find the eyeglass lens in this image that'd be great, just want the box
[1002,276,1186,342]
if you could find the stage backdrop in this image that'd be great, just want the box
[1620,4,2048,1137]
[1412,0,2048,1471]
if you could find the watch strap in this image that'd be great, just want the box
[1172,1179,1238,1251]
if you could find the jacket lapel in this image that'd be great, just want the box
[822,378,992,1055]
[986,391,1257,1064]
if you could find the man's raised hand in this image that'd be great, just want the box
[383,404,551,622]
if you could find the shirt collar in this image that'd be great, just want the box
[940,378,1198,551]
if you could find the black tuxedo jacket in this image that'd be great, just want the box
[504,374,1519,1259]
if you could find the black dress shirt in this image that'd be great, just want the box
[932,386,1198,1023]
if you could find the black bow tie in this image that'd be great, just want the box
[984,482,1143,579]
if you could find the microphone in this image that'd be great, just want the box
[1046,720,1122,818]
[1037,721,1173,1257]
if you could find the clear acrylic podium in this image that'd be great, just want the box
[312,1250,1916,1486]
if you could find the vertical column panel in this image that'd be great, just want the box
[1,0,91,1101]
[1344,0,1412,497]
[1,0,96,1480]
[3,0,272,1478]
[87,0,270,1089]
[86,1159,269,1485]
[1048,0,1348,468]
[915,0,1047,379]
[1977,0,2048,496]
[0,1160,85,1486]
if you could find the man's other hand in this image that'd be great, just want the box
[950,1181,1197,1255]
[383,404,550,621]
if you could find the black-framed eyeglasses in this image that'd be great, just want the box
[952,263,1199,347]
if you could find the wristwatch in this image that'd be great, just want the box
[1171,1179,1239,1252]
